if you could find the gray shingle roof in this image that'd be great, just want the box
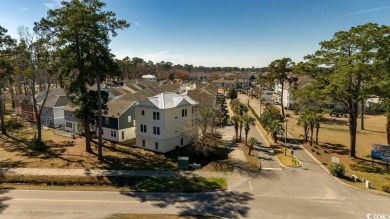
[105,99,136,118]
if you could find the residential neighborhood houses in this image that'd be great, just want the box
[12,74,224,145]
[1,1,390,218]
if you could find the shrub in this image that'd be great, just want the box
[311,148,315,152]
[5,117,24,130]
[382,185,390,193]
[316,151,321,155]
[285,113,291,117]
[328,163,345,177]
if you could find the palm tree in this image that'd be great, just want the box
[230,99,240,110]
[248,137,258,155]
[268,120,284,143]
[234,103,248,116]
[243,115,255,145]
[239,116,244,141]
[230,115,241,142]
[233,103,248,142]
[314,114,324,145]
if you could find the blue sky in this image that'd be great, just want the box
[1,0,389,67]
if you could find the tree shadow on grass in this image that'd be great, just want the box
[120,190,253,219]
[0,133,100,169]
[317,143,349,155]
[350,157,390,174]
[0,159,25,168]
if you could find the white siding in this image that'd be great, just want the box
[102,127,119,142]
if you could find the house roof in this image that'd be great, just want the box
[36,88,66,103]
[106,87,130,97]
[141,74,157,79]
[43,95,69,108]
[36,88,68,108]
[105,99,136,118]
[64,102,80,112]
[142,92,198,109]
[187,89,215,108]
[212,78,234,84]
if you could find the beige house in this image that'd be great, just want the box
[135,92,198,153]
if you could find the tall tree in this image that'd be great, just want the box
[268,58,295,117]
[230,115,241,142]
[374,25,390,144]
[248,137,257,155]
[0,26,16,135]
[17,26,56,149]
[302,23,381,158]
[243,114,255,145]
[35,0,129,159]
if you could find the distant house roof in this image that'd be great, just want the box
[141,92,198,109]
[43,95,69,108]
[105,99,137,118]
[141,74,157,79]
[187,89,216,108]
[64,103,80,112]
[106,87,130,97]
[212,78,235,84]
[36,88,68,108]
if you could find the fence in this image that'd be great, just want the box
[54,129,74,138]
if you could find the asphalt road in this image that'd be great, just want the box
[0,94,389,219]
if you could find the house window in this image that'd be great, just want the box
[182,109,187,117]
[181,138,184,146]
[142,110,144,115]
[66,122,72,128]
[142,139,145,147]
[111,131,116,137]
[140,124,147,133]
[153,111,160,120]
[105,117,109,124]
[153,126,160,135]
[128,116,131,123]
[155,142,159,151]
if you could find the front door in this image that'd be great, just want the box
[122,131,125,140]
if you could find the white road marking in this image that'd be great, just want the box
[262,168,283,170]
[249,181,253,191]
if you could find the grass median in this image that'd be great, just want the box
[0,174,227,192]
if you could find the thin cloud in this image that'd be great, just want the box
[143,51,184,63]
[134,21,141,26]
[16,8,31,12]
[44,0,68,9]
[332,5,390,19]
[0,17,22,25]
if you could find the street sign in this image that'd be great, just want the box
[331,156,340,163]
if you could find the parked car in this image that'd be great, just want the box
[274,101,281,105]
